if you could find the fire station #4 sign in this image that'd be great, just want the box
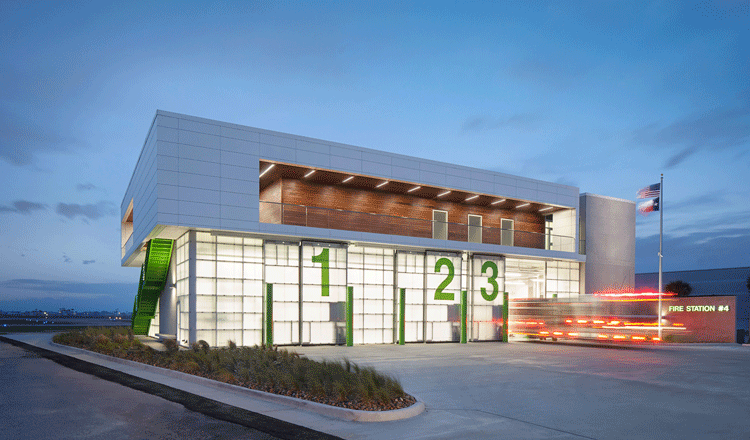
[668,305,730,312]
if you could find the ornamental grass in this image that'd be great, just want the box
[53,327,414,411]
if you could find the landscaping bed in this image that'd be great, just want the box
[53,327,416,412]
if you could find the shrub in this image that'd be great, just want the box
[163,338,179,354]
[53,327,412,410]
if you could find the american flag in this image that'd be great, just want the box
[638,197,659,215]
[637,183,660,199]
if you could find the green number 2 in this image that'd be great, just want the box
[480,260,499,301]
[311,248,330,297]
[434,257,455,301]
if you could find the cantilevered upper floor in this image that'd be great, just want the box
[122,111,584,267]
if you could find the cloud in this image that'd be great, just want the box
[636,228,750,273]
[507,57,586,91]
[462,113,541,133]
[62,254,72,263]
[82,260,96,265]
[0,200,47,215]
[632,102,750,168]
[76,183,97,191]
[56,201,117,220]
[0,107,75,166]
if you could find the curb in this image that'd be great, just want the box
[49,341,425,422]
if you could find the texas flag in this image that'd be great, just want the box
[638,197,659,215]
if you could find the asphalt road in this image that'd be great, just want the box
[0,341,280,440]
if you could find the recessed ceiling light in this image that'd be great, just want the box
[342,176,354,183]
[304,170,316,178]
[491,199,506,205]
[408,186,421,193]
[259,164,275,178]
[437,190,451,197]
[376,181,388,188]
[539,207,553,212]
[516,203,530,209]
[465,195,479,201]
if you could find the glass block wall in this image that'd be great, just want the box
[175,232,189,345]
[168,231,580,346]
[546,260,580,298]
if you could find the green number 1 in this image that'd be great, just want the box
[311,248,330,296]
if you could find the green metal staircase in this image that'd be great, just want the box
[131,238,174,335]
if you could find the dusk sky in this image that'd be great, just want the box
[1,1,748,311]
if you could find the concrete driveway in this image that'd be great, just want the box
[295,341,750,439]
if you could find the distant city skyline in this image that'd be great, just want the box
[1,2,748,311]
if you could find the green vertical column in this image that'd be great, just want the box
[265,283,273,346]
[460,290,467,344]
[502,291,509,343]
[346,286,353,346]
[399,288,406,345]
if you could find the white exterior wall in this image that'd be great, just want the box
[121,115,159,265]
[580,193,636,294]
[122,110,584,265]
[549,208,577,251]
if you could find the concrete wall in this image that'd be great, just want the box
[662,296,736,343]
[580,193,635,294]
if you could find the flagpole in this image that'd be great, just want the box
[658,173,663,340]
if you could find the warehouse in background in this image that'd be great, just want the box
[637,267,750,342]
[122,111,635,347]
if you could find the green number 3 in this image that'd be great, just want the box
[481,260,499,301]
[434,257,455,301]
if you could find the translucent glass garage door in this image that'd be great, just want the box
[301,243,347,344]
[396,252,424,342]
[264,242,300,345]
[425,252,462,342]
[471,255,505,341]
[348,246,395,344]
